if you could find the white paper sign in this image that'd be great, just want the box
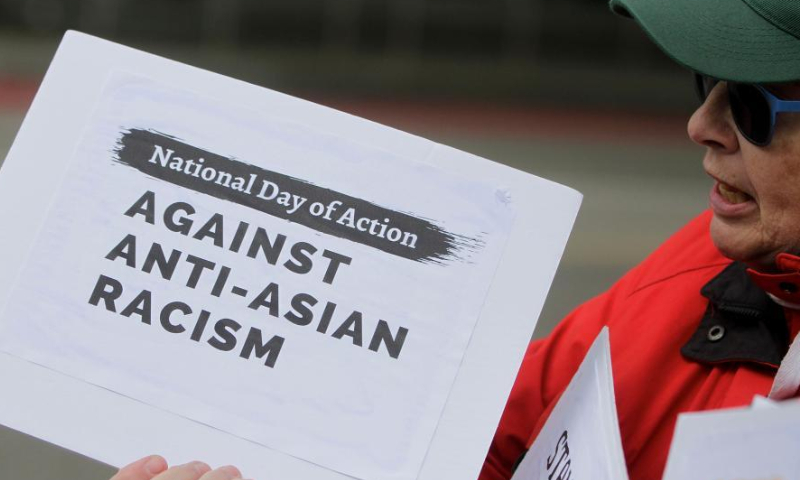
[0,32,581,480]
[663,399,800,480]
[512,327,628,480]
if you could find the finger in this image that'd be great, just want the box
[198,465,243,480]
[152,461,212,480]
[110,455,168,480]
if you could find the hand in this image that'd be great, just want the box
[110,455,248,480]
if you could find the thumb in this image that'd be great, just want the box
[110,455,168,480]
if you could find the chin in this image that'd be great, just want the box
[709,218,778,271]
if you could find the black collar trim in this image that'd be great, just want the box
[682,262,789,368]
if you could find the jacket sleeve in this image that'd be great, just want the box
[478,274,633,480]
[479,211,718,480]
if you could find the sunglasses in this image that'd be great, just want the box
[694,73,800,147]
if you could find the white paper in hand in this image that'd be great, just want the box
[663,399,800,480]
[0,32,581,480]
[512,327,628,480]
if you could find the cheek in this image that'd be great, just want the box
[768,116,800,176]
[747,141,800,213]
[732,118,800,258]
[750,161,800,249]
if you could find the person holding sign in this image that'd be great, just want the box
[481,1,800,480]
[99,0,800,479]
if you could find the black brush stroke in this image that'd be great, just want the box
[112,129,482,263]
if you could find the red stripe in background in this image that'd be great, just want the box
[0,77,38,111]
[320,99,691,144]
[0,77,689,144]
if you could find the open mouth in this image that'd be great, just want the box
[717,181,753,205]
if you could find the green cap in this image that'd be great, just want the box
[610,0,800,83]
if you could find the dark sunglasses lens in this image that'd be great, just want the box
[729,83,772,145]
[694,74,718,102]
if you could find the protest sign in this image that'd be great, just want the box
[512,327,629,480]
[663,399,800,480]
[0,32,581,480]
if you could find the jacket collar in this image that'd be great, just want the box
[747,253,800,307]
[682,262,789,368]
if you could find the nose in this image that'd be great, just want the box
[687,82,740,153]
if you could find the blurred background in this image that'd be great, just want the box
[0,0,707,478]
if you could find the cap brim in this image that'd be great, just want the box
[611,0,800,83]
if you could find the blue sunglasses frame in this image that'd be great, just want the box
[752,84,800,146]
[695,73,800,147]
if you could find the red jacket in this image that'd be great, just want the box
[480,211,800,480]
